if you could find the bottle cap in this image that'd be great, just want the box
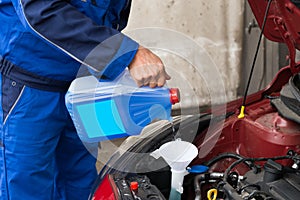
[170,88,180,105]
[130,181,139,191]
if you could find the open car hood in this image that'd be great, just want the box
[248,0,300,73]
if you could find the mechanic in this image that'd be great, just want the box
[0,0,170,199]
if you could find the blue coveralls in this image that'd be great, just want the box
[0,0,138,199]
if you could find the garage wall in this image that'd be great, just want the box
[123,0,245,110]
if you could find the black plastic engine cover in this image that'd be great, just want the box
[242,160,300,200]
[266,173,300,200]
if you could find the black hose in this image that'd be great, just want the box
[244,190,272,200]
[204,153,253,169]
[223,155,293,182]
[238,183,261,193]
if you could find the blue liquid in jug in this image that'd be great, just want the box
[117,88,171,127]
[66,71,179,143]
[75,99,126,139]
[68,86,174,143]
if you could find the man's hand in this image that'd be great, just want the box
[128,46,171,88]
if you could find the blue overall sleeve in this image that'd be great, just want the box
[11,0,138,80]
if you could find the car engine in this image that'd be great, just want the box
[106,150,300,200]
[188,152,300,200]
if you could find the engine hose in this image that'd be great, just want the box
[204,153,253,169]
[238,183,261,193]
[244,190,271,200]
[223,155,293,182]
[223,183,243,200]
[194,173,223,200]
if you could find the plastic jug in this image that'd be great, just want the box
[65,70,180,143]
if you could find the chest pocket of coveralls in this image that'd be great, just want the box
[68,0,111,25]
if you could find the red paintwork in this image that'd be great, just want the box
[248,0,300,73]
[191,67,300,174]
[92,175,117,200]
[196,0,300,169]
[248,0,300,45]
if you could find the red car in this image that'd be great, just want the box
[90,0,300,199]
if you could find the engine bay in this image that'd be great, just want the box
[112,149,300,200]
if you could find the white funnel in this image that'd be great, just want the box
[150,140,198,195]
